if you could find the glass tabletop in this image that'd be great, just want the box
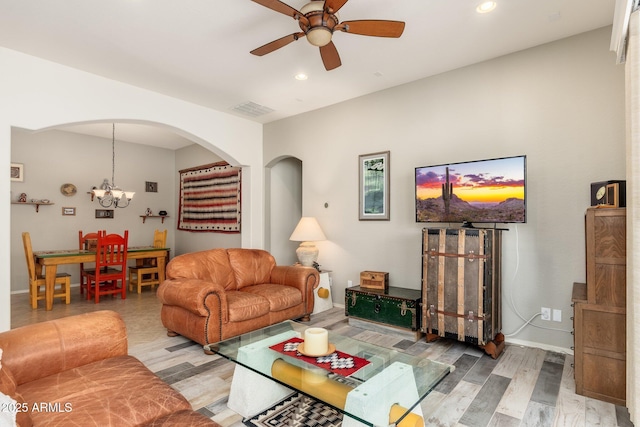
[206,320,453,426]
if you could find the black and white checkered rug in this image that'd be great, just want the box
[243,393,342,427]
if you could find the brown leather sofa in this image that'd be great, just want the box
[157,248,319,346]
[0,310,219,427]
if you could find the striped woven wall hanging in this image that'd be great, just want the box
[178,161,241,232]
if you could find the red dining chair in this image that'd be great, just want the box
[86,231,128,303]
[79,230,116,296]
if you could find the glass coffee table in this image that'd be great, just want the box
[204,320,453,427]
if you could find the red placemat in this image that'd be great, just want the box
[269,337,370,377]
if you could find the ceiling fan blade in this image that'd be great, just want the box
[250,32,305,56]
[324,0,349,13]
[337,20,405,38]
[251,0,303,19]
[320,41,341,70]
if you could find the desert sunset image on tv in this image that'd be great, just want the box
[415,155,526,224]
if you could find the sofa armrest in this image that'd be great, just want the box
[270,266,319,315]
[158,279,229,322]
[0,310,128,386]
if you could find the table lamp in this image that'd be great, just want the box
[289,217,326,267]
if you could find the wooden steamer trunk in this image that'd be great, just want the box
[421,228,504,358]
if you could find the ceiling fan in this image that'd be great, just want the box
[250,0,405,71]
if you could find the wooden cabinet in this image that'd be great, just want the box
[421,227,504,358]
[573,207,626,405]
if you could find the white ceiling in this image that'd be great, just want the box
[0,0,616,149]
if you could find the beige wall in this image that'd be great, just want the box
[264,27,625,350]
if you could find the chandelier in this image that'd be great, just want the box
[91,124,135,208]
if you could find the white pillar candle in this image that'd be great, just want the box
[304,327,329,356]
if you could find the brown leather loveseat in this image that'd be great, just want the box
[157,248,319,345]
[0,310,218,427]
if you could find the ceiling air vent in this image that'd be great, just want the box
[231,101,274,117]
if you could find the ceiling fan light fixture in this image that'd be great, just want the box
[300,1,324,15]
[306,27,332,47]
[300,1,339,20]
[249,0,403,70]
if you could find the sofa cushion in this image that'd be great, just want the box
[241,284,303,312]
[167,249,236,290]
[0,349,16,396]
[226,291,270,322]
[0,349,32,427]
[227,249,276,289]
[17,355,192,426]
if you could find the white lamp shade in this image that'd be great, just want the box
[289,217,326,242]
[93,189,106,198]
[123,191,135,199]
[111,189,124,199]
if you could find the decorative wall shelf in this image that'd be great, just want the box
[140,215,169,224]
[12,201,54,213]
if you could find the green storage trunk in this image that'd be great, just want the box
[345,286,421,331]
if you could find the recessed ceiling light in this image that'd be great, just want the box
[476,1,497,13]
[294,73,308,81]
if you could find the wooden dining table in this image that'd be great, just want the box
[34,246,170,310]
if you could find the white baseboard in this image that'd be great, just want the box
[504,337,573,356]
[11,283,81,295]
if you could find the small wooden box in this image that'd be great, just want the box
[360,271,389,291]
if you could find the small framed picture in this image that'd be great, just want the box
[95,209,114,219]
[145,181,158,192]
[10,163,24,182]
[359,151,390,221]
[62,207,76,216]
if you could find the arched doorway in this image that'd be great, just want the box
[265,156,302,265]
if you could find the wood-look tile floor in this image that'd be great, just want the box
[10,289,634,427]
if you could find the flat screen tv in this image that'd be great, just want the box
[415,155,526,225]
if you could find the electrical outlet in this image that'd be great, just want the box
[553,309,562,322]
[541,307,551,321]
[347,280,353,287]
